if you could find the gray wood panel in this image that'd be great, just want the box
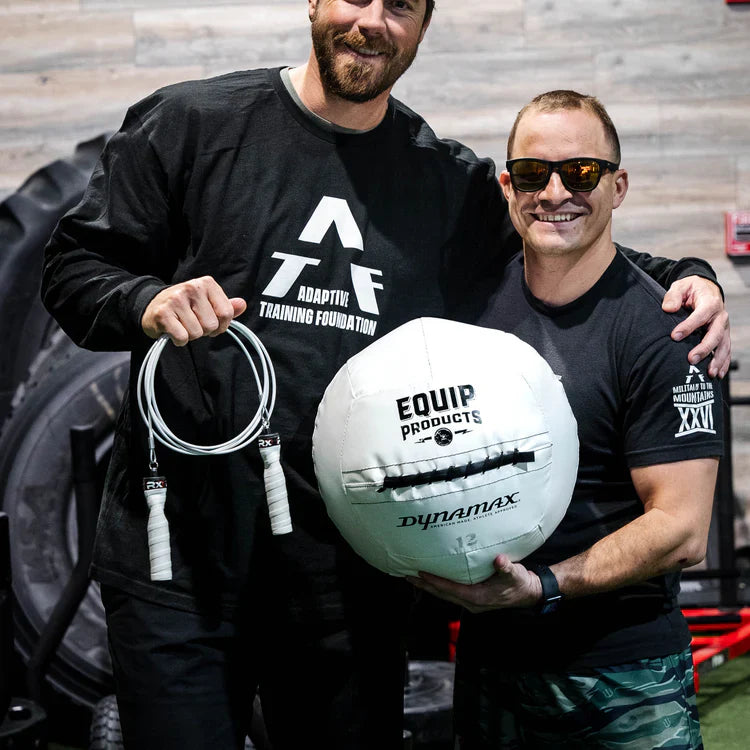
[395,48,596,116]
[595,39,750,102]
[0,12,134,72]
[82,0,299,8]
[133,6,310,69]
[658,97,750,156]
[740,156,750,207]
[524,0,743,45]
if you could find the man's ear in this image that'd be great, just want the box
[499,171,513,202]
[612,169,628,210]
[418,12,432,43]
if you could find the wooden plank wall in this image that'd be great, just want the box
[1,0,749,381]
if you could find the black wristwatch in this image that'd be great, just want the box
[532,564,563,615]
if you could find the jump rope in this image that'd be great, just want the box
[137,320,292,580]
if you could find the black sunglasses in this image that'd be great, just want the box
[506,157,620,193]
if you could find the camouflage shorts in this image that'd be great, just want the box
[454,648,702,749]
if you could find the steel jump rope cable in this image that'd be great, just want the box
[137,320,292,581]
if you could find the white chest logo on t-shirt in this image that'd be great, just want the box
[258,197,383,337]
[672,365,716,438]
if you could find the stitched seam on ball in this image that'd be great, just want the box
[342,457,553,502]
[342,435,551,473]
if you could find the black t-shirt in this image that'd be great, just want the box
[43,68,517,615]
[42,67,718,618]
[459,248,724,670]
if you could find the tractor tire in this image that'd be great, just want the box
[89,693,270,750]
[88,694,123,750]
[0,134,109,425]
[0,334,128,707]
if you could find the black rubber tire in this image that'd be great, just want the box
[0,134,110,425]
[88,693,267,749]
[403,660,455,748]
[89,694,123,750]
[0,336,129,707]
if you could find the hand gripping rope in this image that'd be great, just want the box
[137,320,292,581]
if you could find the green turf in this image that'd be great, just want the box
[697,652,750,749]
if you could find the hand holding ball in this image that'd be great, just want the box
[313,318,578,583]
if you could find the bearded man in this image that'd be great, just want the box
[42,3,729,749]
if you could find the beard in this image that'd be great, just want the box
[311,16,419,103]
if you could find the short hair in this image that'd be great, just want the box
[506,90,621,164]
[424,1,436,26]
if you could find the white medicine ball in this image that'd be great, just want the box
[312,317,579,584]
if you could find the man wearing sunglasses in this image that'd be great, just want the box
[411,90,722,749]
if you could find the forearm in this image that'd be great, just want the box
[551,508,702,599]
[553,458,718,600]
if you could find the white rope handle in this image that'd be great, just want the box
[143,477,171,581]
[259,434,293,535]
[137,320,292,581]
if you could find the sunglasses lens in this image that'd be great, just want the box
[560,159,601,191]
[510,160,550,191]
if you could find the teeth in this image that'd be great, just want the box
[536,213,578,222]
[348,45,382,56]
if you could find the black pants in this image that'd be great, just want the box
[100,554,412,750]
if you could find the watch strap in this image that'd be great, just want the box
[532,564,562,615]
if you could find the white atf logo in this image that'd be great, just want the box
[261,196,383,314]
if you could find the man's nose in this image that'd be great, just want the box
[538,170,572,201]
[356,0,387,37]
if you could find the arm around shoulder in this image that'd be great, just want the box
[619,245,719,291]
[619,245,729,377]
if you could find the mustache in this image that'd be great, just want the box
[332,29,395,57]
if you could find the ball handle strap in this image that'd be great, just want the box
[259,433,293,535]
[143,476,172,580]
[379,449,537,492]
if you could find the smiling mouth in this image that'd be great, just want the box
[534,213,581,223]
[344,43,386,58]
